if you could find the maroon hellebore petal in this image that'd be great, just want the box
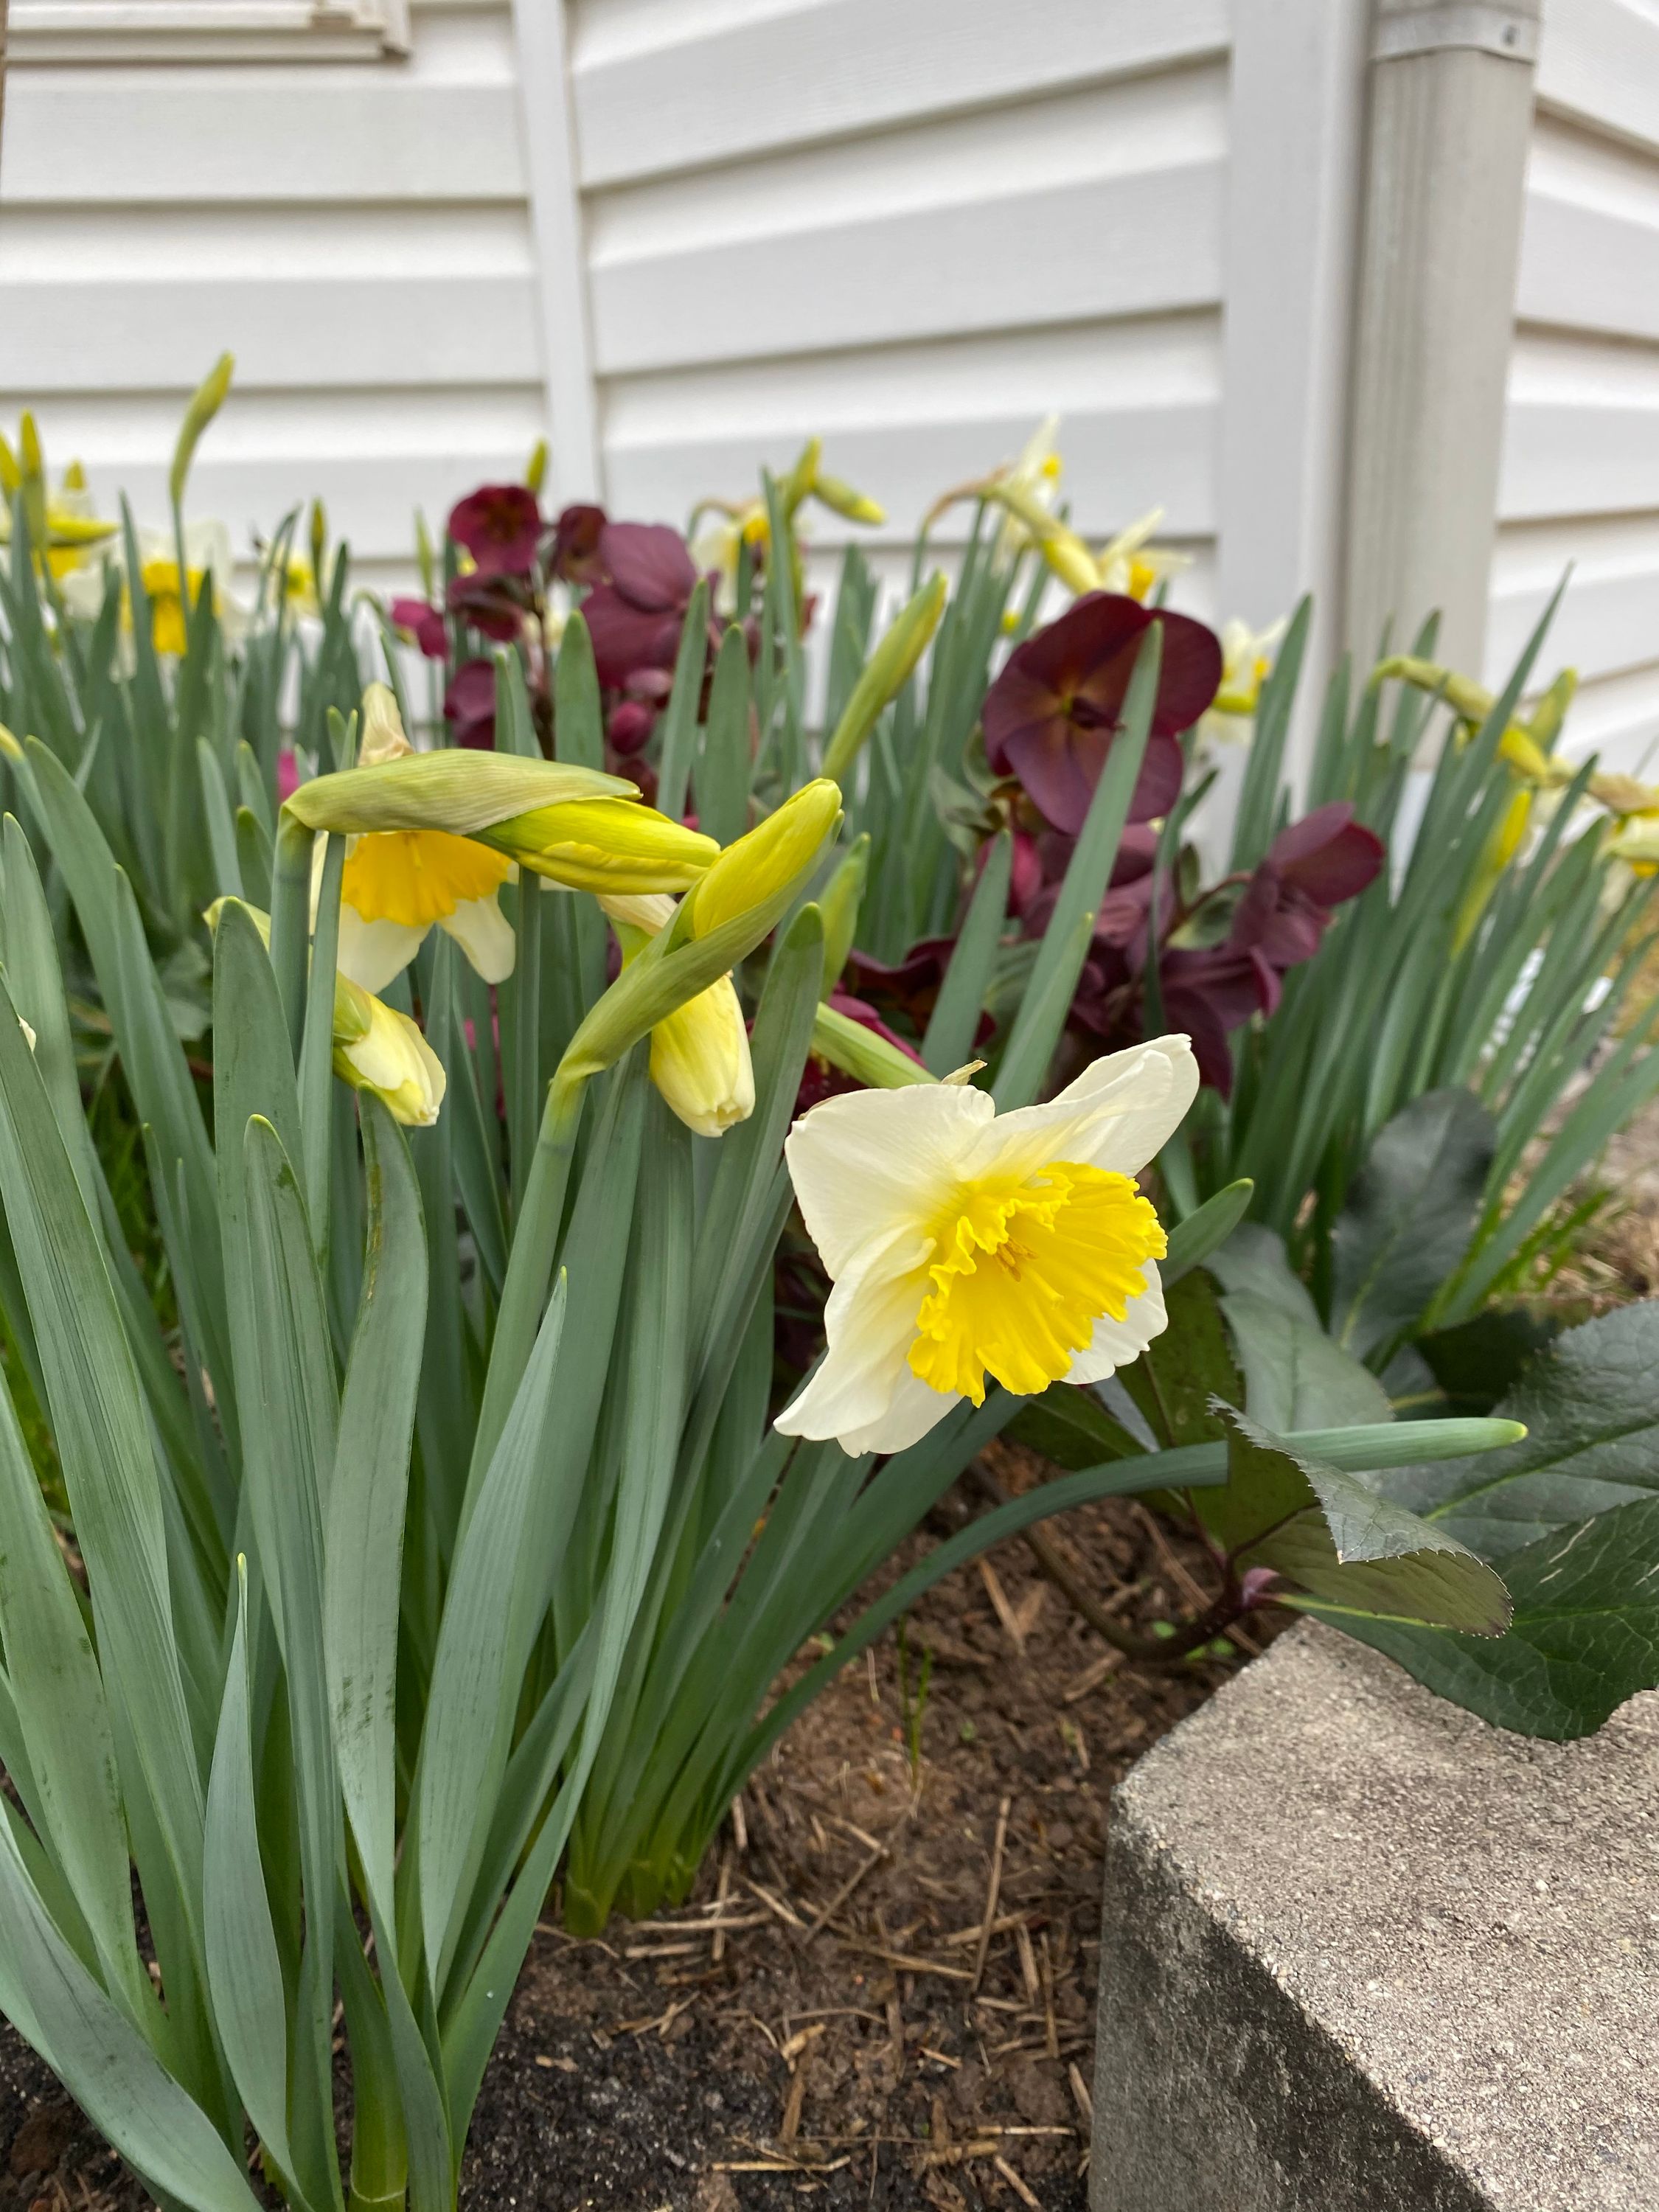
[552,502,608,585]
[599,521,698,613]
[983,592,1221,834]
[448,484,543,579]
[607,699,658,755]
[581,585,687,691]
[390,595,448,659]
[444,658,498,750]
[1267,801,1386,907]
[447,571,524,643]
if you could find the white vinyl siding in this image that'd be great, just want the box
[0,0,547,594]
[566,0,1230,619]
[1492,0,1659,772]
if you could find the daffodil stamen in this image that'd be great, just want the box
[908,1162,1166,1404]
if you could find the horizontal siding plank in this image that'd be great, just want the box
[0,80,525,202]
[1488,525,1659,685]
[1537,0,1659,160]
[589,159,1223,374]
[5,276,543,389]
[1515,183,1659,344]
[1501,398,1659,518]
[568,0,1229,187]
[605,397,1217,541]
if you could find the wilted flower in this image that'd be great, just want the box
[983,592,1222,835]
[776,1038,1197,1455]
[448,482,543,579]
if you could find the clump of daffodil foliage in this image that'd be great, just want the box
[0,378,1657,2209]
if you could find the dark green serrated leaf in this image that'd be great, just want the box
[1380,1301,1659,1559]
[1326,1493,1659,1739]
[1330,1088,1495,1360]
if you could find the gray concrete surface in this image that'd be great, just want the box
[1091,1623,1659,2212]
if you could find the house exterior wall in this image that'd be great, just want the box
[1493,0,1659,772]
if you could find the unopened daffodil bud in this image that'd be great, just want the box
[557,779,843,1100]
[0,434,18,499]
[821,577,947,782]
[687,778,844,944]
[1590,771,1659,818]
[308,499,328,594]
[813,471,885,527]
[781,437,821,520]
[525,437,549,495]
[1453,785,1533,951]
[170,352,234,508]
[810,1001,931,1092]
[359,680,411,766]
[206,896,446,1125]
[817,835,869,992]
[332,977,446,1127]
[479,797,718,894]
[1526,667,1577,754]
[599,891,754,1138]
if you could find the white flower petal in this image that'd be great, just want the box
[785,1081,992,1279]
[438,892,517,984]
[336,907,428,995]
[972,1035,1197,1184]
[774,1223,931,1447]
[1065,1261,1167,1385]
[832,1369,959,1458]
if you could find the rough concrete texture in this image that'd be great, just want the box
[1091,1623,1659,2212]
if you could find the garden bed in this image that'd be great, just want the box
[0,1460,1246,2212]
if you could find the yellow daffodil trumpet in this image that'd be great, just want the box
[776,1036,1198,1455]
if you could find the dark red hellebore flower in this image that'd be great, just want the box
[447,571,524,644]
[983,592,1222,835]
[581,522,703,691]
[444,658,498,750]
[448,483,543,580]
[551,502,608,585]
[390,596,447,659]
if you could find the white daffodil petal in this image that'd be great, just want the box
[784,1082,993,1279]
[336,906,428,995]
[973,1035,1197,1184]
[833,1369,959,1458]
[1065,1262,1168,1385]
[774,1224,932,1447]
[438,892,517,984]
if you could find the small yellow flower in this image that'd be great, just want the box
[689,779,843,942]
[599,892,754,1138]
[776,1037,1197,1455]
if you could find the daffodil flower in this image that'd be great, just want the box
[598,891,754,1137]
[776,1036,1197,1456]
[1202,615,1289,744]
[310,684,518,992]
[58,519,247,653]
[989,414,1063,571]
[1093,509,1190,602]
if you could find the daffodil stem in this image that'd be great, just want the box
[463,1068,585,1537]
[299,832,345,1259]
[270,810,313,1065]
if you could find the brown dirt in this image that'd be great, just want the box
[0,1448,1259,2212]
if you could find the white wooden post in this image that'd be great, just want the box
[509,0,603,504]
[1217,0,1373,783]
[1342,0,1542,672]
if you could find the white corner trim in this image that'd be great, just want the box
[7,0,412,64]
[510,0,603,505]
[1373,2,1540,64]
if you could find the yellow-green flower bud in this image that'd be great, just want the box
[333,978,446,1126]
[810,1001,933,1091]
[817,834,869,992]
[284,750,634,837]
[481,796,718,893]
[781,437,821,520]
[170,352,234,508]
[689,778,843,942]
[813,471,886,527]
[0,435,18,499]
[821,576,947,782]
[525,438,549,495]
[1525,667,1577,754]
